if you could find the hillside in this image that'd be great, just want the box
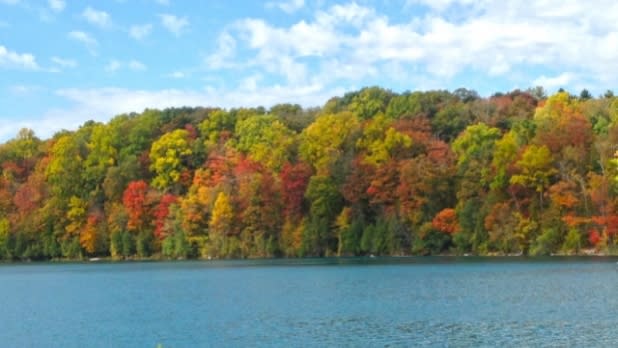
[0,87,617,260]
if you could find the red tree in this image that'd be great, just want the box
[122,180,149,232]
[280,162,312,220]
[432,208,459,234]
[153,194,177,239]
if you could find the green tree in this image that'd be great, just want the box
[347,86,393,120]
[234,115,295,172]
[452,123,502,179]
[199,109,235,150]
[490,131,519,190]
[46,134,84,199]
[84,123,117,194]
[452,123,502,252]
[0,218,11,259]
[303,175,342,256]
[356,114,412,166]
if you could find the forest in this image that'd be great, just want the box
[1,87,617,260]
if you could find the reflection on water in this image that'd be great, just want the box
[0,257,616,347]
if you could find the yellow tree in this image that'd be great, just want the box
[66,196,87,237]
[80,214,103,255]
[208,191,234,257]
[511,145,557,217]
[84,123,117,192]
[199,109,235,150]
[533,92,592,170]
[149,129,193,191]
[46,134,84,199]
[234,115,295,172]
[356,114,412,166]
[299,111,359,175]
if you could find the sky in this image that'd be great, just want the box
[1,0,618,141]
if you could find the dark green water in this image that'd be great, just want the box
[0,257,617,347]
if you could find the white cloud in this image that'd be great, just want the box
[48,0,65,12]
[239,74,262,91]
[128,60,146,71]
[105,59,147,72]
[68,31,98,54]
[406,0,482,12]
[0,113,100,141]
[8,0,618,142]
[267,0,304,14]
[166,71,185,79]
[159,14,188,36]
[82,7,111,28]
[533,73,576,90]
[55,84,338,117]
[207,0,618,93]
[205,32,236,69]
[51,56,77,68]
[105,59,121,72]
[129,24,152,40]
[0,82,342,141]
[0,45,38,70]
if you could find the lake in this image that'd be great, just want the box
[0,257,617,347]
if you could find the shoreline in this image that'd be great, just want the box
[2,253,618,264]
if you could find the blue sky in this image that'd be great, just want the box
[1,0,617,140]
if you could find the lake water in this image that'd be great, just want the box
[1,257,617,347]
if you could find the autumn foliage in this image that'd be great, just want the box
[123,180,149,232]
[432,209,459,234]
[0,88,617,260]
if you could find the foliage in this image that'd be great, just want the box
[149,129,193,190]
[299,112,359,175]
[234,115,295,172]
[0,89,615,259]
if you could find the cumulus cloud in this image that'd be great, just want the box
[104,60,121,72]
[51,56,77,68]
[6,0,618,141]
[0,45,38,69]
[208,0,618,93]
[128,60,146,71]
[159,14,188,36]
[0,82,340,141]
[129,24,152,40]
[205,32,237,69]
[406,0,483,12]
[48,0,65,12]
[68,31,98,54]
[533,73,577,90]
[82,7,111,28]
[56,84,338,116]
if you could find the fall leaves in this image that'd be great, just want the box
[1,88,618,260]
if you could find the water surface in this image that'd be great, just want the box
[1,257,617,347]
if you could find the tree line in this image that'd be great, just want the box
[1,86,617,260]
